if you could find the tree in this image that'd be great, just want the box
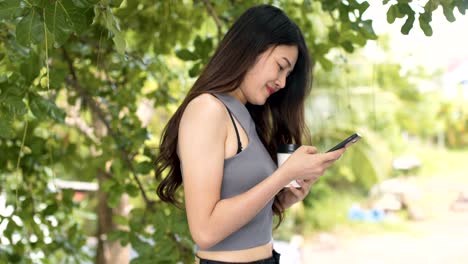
[0,0,466,263]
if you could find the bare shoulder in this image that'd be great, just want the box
[180,93,227,126]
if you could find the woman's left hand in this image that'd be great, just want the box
[278,179,314,210]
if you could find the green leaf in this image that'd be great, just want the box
[125,184,139,197]
[321,1,339,12]
[43,204,58,215]
[424,1,439,13]
[16,10,45,46]
[48,67,67,89]
[44,1,74,46]
[104,8,125,53]
[107,230,128,242]
[419,15,433,36]
[201,37,214,59]
[341,41,354,52]
[314,43,331,55]
[29,95,66,122]
[194,35,203,52]
[30,0,49,8]
[359,20,377,40]
[60,0,94,34]
[442,4,456,22]
[113,31,126,54]
[136,161,152,174]
[72,0,98,8]
[0,0,20,19]
[317,56,333,71]
[3,96,27,116]
[356,1,370,17]
[0,115,15,138]
[20,51,40,84]
[129,208,145,230]
[0,76,27,98]
[101,179,114,192]
[456,1,468,15]
[176,49,198,61]
[108,191,121,208]
[386,5,397,24]
[327,27,340,43]
[113,215,128,226]
[397,3,413,17]
[188,62,201,77]
[110,0,124,8]
[401,14,415,35]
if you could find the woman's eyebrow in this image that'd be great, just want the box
[282,57,292,67]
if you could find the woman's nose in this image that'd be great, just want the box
[275,74,287,89]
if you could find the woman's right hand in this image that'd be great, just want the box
[278,145,346,184]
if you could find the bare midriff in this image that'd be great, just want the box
[195,242,273,263]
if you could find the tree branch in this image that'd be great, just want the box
[62,48,154,208]
[202,0,223,41]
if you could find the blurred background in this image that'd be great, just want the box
[0,1,467,263]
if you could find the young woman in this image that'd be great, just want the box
[155,5,345,263]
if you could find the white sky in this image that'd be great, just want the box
[364,3,468,72]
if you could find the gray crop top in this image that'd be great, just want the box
[190,93,278,251]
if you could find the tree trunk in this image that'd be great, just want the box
[96,171,131,264]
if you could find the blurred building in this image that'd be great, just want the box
[443,57,468,100]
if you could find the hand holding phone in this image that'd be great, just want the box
[326,133,361,153]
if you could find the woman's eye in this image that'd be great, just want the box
[278,64,284,71]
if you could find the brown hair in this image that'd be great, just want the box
[155,5,312,228]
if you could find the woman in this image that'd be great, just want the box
[155,5,345,263]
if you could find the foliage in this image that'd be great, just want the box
[0,0,465,262]
[385,0,468,36]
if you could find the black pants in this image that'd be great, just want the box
[198,250,280,264]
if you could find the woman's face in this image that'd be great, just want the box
[234,45,298,105]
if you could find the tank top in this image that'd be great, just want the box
[195,93,278,251]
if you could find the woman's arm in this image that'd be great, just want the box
[178,94,290,249]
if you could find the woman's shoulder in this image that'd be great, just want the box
[178,93,228,153]
[180,93,227,129]
[189,93,224,108]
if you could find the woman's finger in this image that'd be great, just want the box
[301,179,313,187]
[298,182,311,195]
[288,186,304,198]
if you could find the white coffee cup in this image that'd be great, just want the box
[277,144,301,188]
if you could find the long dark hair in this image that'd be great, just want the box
[155,4,312,228]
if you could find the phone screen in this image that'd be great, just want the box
[326,133,361,152]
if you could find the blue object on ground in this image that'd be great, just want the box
[348,205,385,222]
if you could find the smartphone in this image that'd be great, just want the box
[326,133,361,152]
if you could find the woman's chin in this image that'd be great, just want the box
[255,97,268,105]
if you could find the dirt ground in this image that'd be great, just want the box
[300,175,468,264]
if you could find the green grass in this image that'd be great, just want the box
[414,146,468,180]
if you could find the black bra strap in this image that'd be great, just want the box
[225,106,243,154]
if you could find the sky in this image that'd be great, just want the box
[364,3,468,73]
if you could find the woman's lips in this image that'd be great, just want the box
[266,86,275,95]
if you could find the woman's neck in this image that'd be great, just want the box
[228,89,247,105]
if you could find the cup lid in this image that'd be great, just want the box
[278,144,301,153]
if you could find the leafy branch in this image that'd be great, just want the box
[202,0,223,41]
[62,47,155,208]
